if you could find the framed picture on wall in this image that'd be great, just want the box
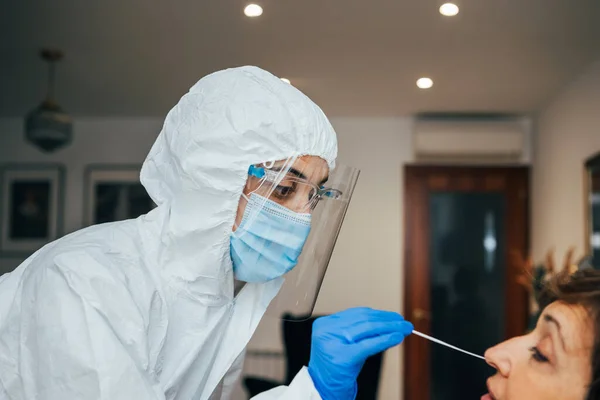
[84,165,156,226]
[0,164,65,255]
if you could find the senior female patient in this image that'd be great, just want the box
[483,268,600,400]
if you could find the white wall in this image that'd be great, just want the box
[532,59,600,262]
[317,117,413,399]
[0,116,413,399]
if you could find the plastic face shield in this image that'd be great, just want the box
[232,156,360,319]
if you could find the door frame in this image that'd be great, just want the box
[402,165,530,400]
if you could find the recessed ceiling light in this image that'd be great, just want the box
[417,77,434,89]
[281,78,291,84]
[439,3,459,17]
[244,4,263,17]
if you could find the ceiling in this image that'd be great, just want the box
[2,0,600,117]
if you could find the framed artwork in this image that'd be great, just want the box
[0,164,65,255]
[84,165,156,226]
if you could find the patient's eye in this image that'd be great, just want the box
[529,347,549,363]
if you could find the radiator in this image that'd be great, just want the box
[243,350,286,382]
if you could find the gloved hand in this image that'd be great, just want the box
[307,307,413,400]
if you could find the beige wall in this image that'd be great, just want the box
[317,117,413,399]
[532,59,600,263]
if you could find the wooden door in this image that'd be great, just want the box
[403,166,529,400]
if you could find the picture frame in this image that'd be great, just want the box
[84,165,156,226]
[0,163,65,255]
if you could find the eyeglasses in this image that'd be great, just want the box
[248,165,342,212]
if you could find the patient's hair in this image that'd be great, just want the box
[538,269,600,400]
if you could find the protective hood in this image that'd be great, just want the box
[140,65,338,301]
[0,66,339,400]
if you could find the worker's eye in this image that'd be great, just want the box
[529,346,549,363]
[273,184,295,198]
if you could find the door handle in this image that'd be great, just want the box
[412,308,431,321]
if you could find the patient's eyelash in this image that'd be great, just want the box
[529,346,549,363]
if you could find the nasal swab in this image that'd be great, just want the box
[412,330,486,361]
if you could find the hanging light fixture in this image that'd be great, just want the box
[25,49,73,152]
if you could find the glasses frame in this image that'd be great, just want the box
[248,165,343,211]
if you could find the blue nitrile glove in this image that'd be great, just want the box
[307,307,413,400]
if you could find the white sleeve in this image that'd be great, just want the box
[250,367,321,400]
[0,254,166,400]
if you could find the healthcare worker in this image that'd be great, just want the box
[0,66,413,400]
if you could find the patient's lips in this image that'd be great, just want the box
[484,379,498,399]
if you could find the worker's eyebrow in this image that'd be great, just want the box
[274,167,329,186]
[286,167,307,181]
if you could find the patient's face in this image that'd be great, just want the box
[484,301,593,400]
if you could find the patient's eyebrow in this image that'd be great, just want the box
[543,313,566,351]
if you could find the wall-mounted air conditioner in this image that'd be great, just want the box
[413,118,528,162]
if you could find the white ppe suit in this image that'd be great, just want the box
[0,66,337,400]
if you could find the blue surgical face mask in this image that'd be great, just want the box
[230,193,312,283]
